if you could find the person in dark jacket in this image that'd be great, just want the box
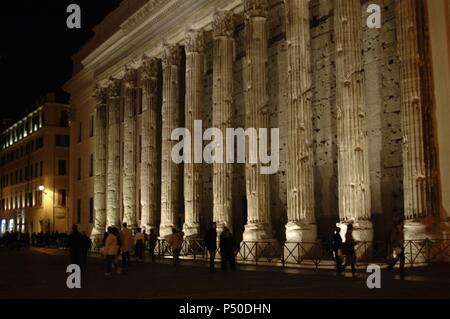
[332,226,343,272]
[204,222,218,272]
[341,224,357,276]
[80,232,92,268]
[387,219,405,275]
[219,226,236,272]
[148,229,158,262]
[67,225,83,266]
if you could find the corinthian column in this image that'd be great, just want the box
[284,0,316,243]
[122,66,138,227]
[106,78,121,227]
[160,44,181,238]
[242,0,273,241]
[92,84,108,241]
[140,56,160,233]
[212,11,235,235]
[335,0,372,241]
[396,0,436,239]
[183,30,204,238]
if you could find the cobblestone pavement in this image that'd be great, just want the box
[0,248,449,299]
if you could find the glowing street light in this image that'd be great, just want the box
[38,185,45,192]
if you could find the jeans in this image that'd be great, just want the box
[105,255,115,274]
[208,249,216,271]
[149,244,156,261]
[172,249,181,266]
[221,253,236,272]
[121,251,130,268]
[135,241,144,259]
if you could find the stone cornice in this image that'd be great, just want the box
[81,0,243,82]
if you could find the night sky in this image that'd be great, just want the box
[0,0,122,122]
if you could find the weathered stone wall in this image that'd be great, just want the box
[124,0,403,242]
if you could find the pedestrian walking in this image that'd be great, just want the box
[204,222,218,272]
[134,228,145,261]
[219,227,236,272]
[67,225,83,266]
[80,232,92,268]
[148,228,158,261]
[387,219,406,276]
[332,226,343,272]
[120,222,133,268]
[104,227,120,276]
[167,228,184,266]
[341,224,357,276]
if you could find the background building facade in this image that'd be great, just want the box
[64,0,450,244]
[0,95,70,234]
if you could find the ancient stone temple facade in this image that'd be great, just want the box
[64,0,450,246]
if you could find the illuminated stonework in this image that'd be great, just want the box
[62,0,449,251]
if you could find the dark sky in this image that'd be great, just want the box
[0,0,122,121]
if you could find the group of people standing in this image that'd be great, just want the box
[102,223,159,275]
[332,220,406,276]
[99,222,238,275]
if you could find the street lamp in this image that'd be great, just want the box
[38,185,50,232]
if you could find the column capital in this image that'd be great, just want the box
[107,77,121,99]
[93,84,108,105]
[123,65,138,89]
[141,56,159,81]
[213,11,235,38]
[161,43,180,69]
[185,29,205,54]
[244,0,268,19]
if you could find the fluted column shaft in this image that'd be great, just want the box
[213,11,235,235]
[243,0,273,241]
[335,0,372,238]
[160,44,181,238]
[183,31,204,238]
[396,0,429,221]
[284,0,316,242]
[122,67,138,227]
[93,85,108,238]
[106,78,121,227]
[140,57,160,232]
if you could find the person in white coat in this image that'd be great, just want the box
[104,227,119,275]
[120,223,133,268]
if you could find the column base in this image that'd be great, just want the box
[284,223,318,264]
[242,222,273,242]
[403,218,439,265]
[285,222,317,242]
[404,217,438,240]
[183,223,200,239]
[159,224,175,239]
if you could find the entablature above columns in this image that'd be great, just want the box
[82,0,244,84]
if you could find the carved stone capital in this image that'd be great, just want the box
[93,84,108,105]
[141,56,159,81]
[107,77,121,99]
[185,29,205,54]
[161,44,180,68]
[244,0,268,18]
[123,66,138,89]
[213,10,235,38]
